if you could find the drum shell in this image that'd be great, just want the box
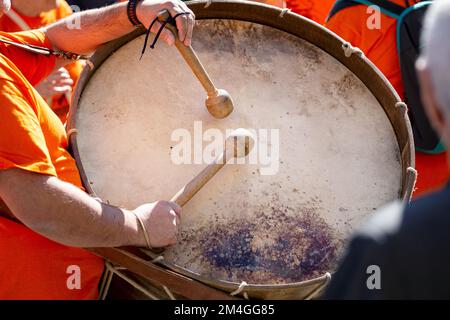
[68,0,416,299]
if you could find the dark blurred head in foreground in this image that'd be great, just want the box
[325,0,450,300]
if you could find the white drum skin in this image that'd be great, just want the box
[75,20,402,285]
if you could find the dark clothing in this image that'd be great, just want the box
[325,183,450,299]
[66,0,118,11]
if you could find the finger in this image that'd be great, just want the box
[166,5,187,43]
[178,3,195,45]
[52,85,72,94]
[184,13,194,46]
[178,1,191,13]
[170,210,179,228]
[47,73,71,84]
[53,78,74,86]
[57,69,70,77]
[175,214,180,229]
[52,82,73,91]
[159,28,176,46]
[56,78,73,86]
[176,10,189,44]
[57,73,71,80]
[54,68,71,78]
[150,20,175,46]
[47,74,68,83]
[168,201,182,218]
[169,209,181,225]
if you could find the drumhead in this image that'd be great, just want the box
[69,1,415,289]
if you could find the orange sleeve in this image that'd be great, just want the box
[0,80,56,177]
[325,6,366,48]
[286,0,335,24]
[0,30,56,85]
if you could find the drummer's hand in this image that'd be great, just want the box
[133,200,182,248]
[136,0,195,46]
[36,67,73,102]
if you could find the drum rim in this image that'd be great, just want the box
[67,0,416,295]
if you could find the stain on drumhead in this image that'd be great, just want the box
[173,203,342,284]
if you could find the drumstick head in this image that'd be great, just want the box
[205,89,234,119]
[225,128,255,158]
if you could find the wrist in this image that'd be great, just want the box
[122,209,146,247]
[136,1,145,27]
[128,209,153,249]
[127,0,143,27]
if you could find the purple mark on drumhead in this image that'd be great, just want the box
[198,206,340,284]
[203,227,257,270]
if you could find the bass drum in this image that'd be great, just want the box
[68,0,416,299]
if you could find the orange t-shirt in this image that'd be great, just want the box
[286,0,335,24]
[254,0,334,25]
[0,30,104,299]
[0,0,73,31]
[326,0,450,197]
[0,0,82,123]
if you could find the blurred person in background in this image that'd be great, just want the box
[326,0,449,197]
[0,0,194,299]
[325,0,450,299]
[286,0,335,24]
[0,0,82,123]
[248,0,335,24]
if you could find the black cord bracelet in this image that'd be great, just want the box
[127,0,143,27]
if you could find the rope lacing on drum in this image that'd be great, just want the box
[395,101,408,112]
[99,261,177,300]
[86,60,95,71]
[279,8,291,17]
[151,255,165,264]
[342,42,364,58]
[395,101,417,202]
[230,281,249,300]
[163,285,176,300]
[406,167,418,202]
[66,128,78,139]
[140,12,191,60]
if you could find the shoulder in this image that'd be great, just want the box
[326,188,450,299]
[398,188,450,243]
[358,187,450,240]
[357,200,405,241]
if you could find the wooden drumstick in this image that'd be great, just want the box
[157,10,234,119]
[171,129,255,207]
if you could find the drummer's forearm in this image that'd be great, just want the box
[0,168,145,248]
[44,2,134,55]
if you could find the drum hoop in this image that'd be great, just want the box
[67,0,416,297]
